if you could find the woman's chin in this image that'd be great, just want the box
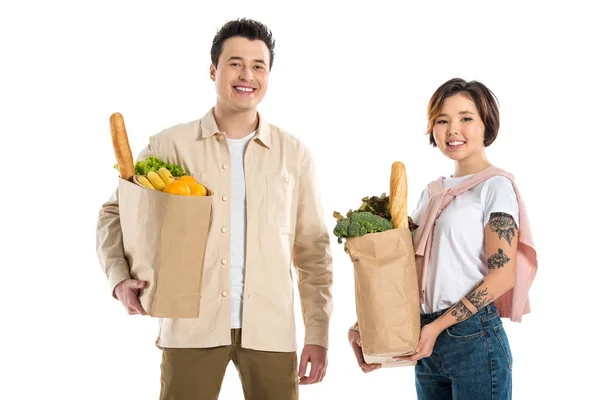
[440,149,468,162]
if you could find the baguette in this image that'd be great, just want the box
[390,161,408,229]
[110,112,134,181]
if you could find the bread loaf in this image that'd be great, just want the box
[110,112,134,181]
[390,161,408,228]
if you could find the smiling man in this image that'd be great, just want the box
[96,19,333,400]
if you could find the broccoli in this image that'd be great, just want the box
[333,211,393,245]
[333,219,350,243]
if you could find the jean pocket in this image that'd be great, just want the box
[266,174,295,230]
[493,324,513,371]
[445,318,485,340]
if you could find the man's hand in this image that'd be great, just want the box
[298,344,328,385]
[113,279,148,315]
[348,329,381,373]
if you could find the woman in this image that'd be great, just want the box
[348,78,537,399]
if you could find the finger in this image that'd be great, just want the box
[412,337,425,355]
[129,297,148,316]
[298,350,309,377]
[134,303,148,316]
[315,366,325,383]
[395,353,422,362]
[320,364,327,382]
[304,363,320,385]
[134,280,148,289]
[127,306,139,315]
[360,362,380,373]
[351,343,366,364]
[357,339,362,347]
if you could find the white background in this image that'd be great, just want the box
[1,0,598,399]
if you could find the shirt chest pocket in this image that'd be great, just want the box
[266,174,295,230]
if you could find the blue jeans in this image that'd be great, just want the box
[416,304,513,400]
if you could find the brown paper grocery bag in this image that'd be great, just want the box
[118,177,212,318]
[347,228,421,367]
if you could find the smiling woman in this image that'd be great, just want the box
[348,78,538,400]
[427,78,499,146]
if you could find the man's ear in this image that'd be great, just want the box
[210,64,216,82]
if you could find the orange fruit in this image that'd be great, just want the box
[178,176,197,185]
[189,183,207,196]
[164,180,191,196]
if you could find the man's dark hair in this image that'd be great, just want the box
[211,18,275,69]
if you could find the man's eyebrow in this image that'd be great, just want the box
[227,56,267,66]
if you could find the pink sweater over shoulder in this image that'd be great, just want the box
[413,166,538,322]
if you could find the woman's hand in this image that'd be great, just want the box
[348,328,381,373]
[395,322,442,362]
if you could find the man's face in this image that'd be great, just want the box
[211,37,270,113]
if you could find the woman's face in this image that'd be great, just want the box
[432,93,486,162]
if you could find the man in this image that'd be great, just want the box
[96,18,333,400]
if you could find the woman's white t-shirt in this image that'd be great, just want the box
[411,174,520,314]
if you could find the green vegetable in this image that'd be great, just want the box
[356,193,391,220]
[333,192,419,252]
[334,193,391,222]
[113,157,188,177]
[333,211,393,245]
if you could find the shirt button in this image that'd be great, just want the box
[217,134,224,141]
[285,177,290,183]
[222,164,228,170]
[221,258,228,265]
[221,227,227,233]
[222,195,228,201]
[222,291,228,297]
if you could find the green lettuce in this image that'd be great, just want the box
[113,157,188,177]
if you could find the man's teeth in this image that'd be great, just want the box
[448,141,465,146]
[235,86,254,92]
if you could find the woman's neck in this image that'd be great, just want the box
[453,151,491,177]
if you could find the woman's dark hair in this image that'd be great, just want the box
[211,18,275,69]
[427,78,500,147]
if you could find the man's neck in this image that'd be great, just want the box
[214,104,259,139]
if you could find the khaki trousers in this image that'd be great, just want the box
[160,329,299,400]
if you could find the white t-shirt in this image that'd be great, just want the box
[411,174,520,314]
[226,132,256,329]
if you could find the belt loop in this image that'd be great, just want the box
[485,305,492,314]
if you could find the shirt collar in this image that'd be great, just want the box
[199,107,271,149]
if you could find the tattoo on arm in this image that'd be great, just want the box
[488,248,511,269]
[466,280,492,310]
[489,212,517,246]
[450,302,473,322]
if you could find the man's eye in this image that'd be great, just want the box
[254,65,264,70]
[231,63,241,67]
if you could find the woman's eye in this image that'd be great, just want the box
[462,117,473,122]
[436,120,448,124]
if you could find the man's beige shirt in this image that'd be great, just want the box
[96,109,333,352]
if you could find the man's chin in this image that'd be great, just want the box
[231,99,261,112]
